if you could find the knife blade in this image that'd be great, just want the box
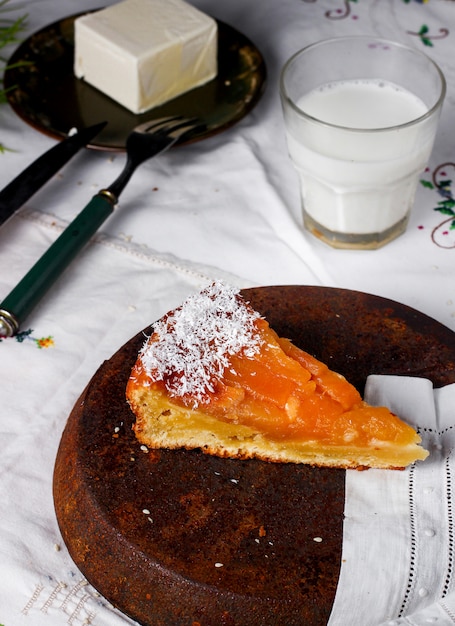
[0,121,107,227]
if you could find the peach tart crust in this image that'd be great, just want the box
[126,282,428,470]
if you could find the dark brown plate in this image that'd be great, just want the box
[5,12,266,151]
[53,286,455,626]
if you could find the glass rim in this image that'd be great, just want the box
[279,36,447,134]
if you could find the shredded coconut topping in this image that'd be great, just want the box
[139,281,263,405]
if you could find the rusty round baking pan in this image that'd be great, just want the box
[53,286,455,626]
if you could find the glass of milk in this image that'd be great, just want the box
[280,37,446,249]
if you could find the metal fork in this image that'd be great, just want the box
[0,116,202,337]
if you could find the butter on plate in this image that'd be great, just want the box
[74,0,218,114]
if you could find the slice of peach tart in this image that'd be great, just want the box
[126,282,428,469]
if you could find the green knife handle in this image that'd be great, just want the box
[0,192,115,331]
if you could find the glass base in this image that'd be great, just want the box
[303,212,410,250]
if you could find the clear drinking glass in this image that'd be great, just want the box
[280,37,446,249]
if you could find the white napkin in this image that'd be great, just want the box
[329,375,455,626]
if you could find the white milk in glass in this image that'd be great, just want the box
[286,79,432,244]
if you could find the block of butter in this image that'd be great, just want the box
[74,0,217,114]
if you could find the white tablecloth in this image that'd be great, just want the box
[1,0,455,624]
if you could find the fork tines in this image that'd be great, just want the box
[136,115,200,139]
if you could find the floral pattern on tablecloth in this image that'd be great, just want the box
[300,0,451,44]
[0,328,54,347]
[420,164,455,248]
